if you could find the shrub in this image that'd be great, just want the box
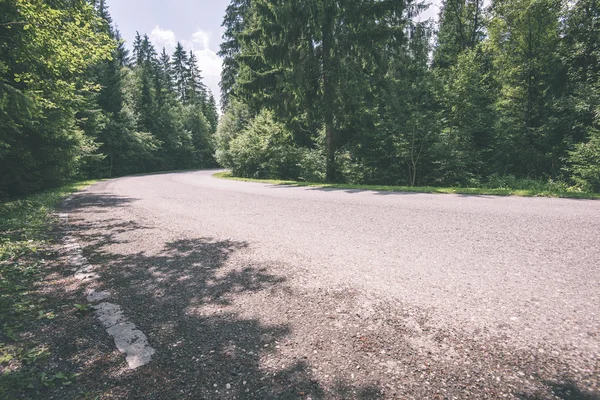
[214,100,251,169]
[335,151,367,184]
[567,128,600,192]
[229,110,301,179]
[297,148,326,182]
[483,173,569,192]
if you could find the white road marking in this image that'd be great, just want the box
[60,201,155,369]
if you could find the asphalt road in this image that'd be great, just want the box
[63,170,600,399]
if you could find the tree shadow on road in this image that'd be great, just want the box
[65,192,138,212]
[265,183,500,199]
[21,190,594,400]
[46,192,383,399]
[518,381,600,400]
[72,235,383,399]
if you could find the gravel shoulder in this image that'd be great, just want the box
[48,170,599,399]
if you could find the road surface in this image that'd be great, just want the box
[62,170,600,399]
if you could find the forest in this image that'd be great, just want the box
[0,0,218,198]
[1,0,599,198]
[216,0,600,192]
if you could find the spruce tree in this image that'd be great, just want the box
[159,47,173,92]
[186,51,208,106]
[488,0,562,176]
[171,42,189,103]
[205,91,219,133]
[434,0,485,69]
[235,0,410,182]
[114,30,131,67]
[219,0,251,109]
[132,32,144,66]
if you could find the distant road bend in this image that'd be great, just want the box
[66,169,600,399]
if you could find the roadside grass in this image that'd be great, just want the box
[0,181,96,397]
[213,171,600,199]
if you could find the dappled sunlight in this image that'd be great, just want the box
[3,189,588,399]
[2,0,599,397]
[22,190,408,399]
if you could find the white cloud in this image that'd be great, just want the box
[196,50,221,79]
[188,29,222,102]
[192,30,211,50]
[180,39,195,53]
[150,25,177,53]
[416,1,441,22]
[196,48,222,101]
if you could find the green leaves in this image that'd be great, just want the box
[0,0,114,197]
[567,128,600,192]
[217,0,600,191]
[14,0,114,100]
[228,109,301,179]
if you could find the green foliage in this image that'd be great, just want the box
[0,0,113,197]
[215,100,252,168]
[487,0,563,176]
[214,171,597,199]
[481,174,569,193]
[216,0,600,193]
[567,129,600,192]
[0,1,219,198]
[434,46,496,183]
[298,149,327,183]
[231,0,413,181]
[335,150,370,185]
[218,0,251,110]
[74,303,92,314]
[0,181,95,397]
[229,110,301,179]
[182,104,215,167]
[560,0,600,192]
[434,0,486,68]
[2,0,599,197]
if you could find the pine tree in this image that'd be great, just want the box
[171,42,189,103]
[488,0,562,176]
[235,0,410,182]
[205,91,219,133]
[141,34,158,64]
[114,30,131,67]
[155,47,174,103]
[434,0,485,69]
[133,33,157,66]
[219,0,251,109]
[132,32,143,66]
[186,51,207,106]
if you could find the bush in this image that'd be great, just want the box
[567,128,600,192]
[483,174,569,192]
[229,110,301,179]
[335,151,367,184]
[214,100,251,169]
[297,148,326,182]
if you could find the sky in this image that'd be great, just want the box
[107,0,441,107]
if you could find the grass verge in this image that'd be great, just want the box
[0,181,97,397]
[213,171,600,199]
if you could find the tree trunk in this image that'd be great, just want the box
[322,2,335,182]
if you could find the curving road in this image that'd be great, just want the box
[64,170,600,399]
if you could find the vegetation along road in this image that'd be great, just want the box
[2,0,600,398]
[54,170,600,399]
